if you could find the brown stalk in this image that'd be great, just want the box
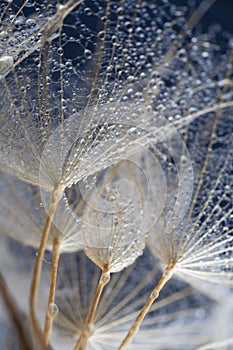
[118,262,175,350]
[43,238,61,344]
[0,270,35,350]
[29,184,64,349]
[73,267,111,350]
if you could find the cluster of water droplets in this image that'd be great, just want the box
[148,108,233,283]
[0,1,56,77]
[0,1,232,348]
[0,0,232,273]
[0,0,231,192]
[0,168,85,253]
[63,156,153,272]
[49,249,216,350]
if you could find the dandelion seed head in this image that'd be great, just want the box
[1,0,232,191]
[0,0,233,348]
[50,250,217,350]
[0,170,82,252]
[149,110,233,285]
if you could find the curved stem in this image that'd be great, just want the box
[0,270,35,350]
[73,268,111,350]
[29,184,64,349]
[118,263,175,350]
[43,238,61,344]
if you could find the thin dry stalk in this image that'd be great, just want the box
[0,270,35,350]
[73,267,111,350]
[43,238,61,344]
[118,262,176,350]
[29,184,64,349]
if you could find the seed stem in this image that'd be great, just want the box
[118,263,175,350]
[73,267,111,350]
[43,238,61,344]
[0,270,35,350]
[29,184,64,349]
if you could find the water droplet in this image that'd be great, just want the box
[109,195,116,202]
[180,155,188,165]
[117,7,124,15]
[15,16,25,29]
[25,0,35,7]
[49,32,59,41]
[112,36,117,44]
[65,60,72,69]
[26,18,36,28]
[84,7,92,15]
[127,127,139,138]
[84,49,93,59]
[0,56,14,80]
[57,47,63,54]
[48,303,59,318]
[88,322,95,333]
[0,31,9,42]
[98,31,105,40]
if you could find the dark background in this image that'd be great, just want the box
[172,0,233,33]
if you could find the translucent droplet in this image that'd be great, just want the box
[102,271,110,285]
[34,57,40,66]
[26,18,36,28]
[0,30,9,41]
[112,36,117,44]
[98,31,105,40]
[49,32,59,41]
[57,47,63,54]
[48,303,59,318]
[84,7,92,15]
[180,155,188,165]
[0,56,14,80]
[25,0,35,7]
[117,7,124,15]
[84,323,95,337]
[84,49,93,59]
[15,16,25,28]
[127,127,138,138]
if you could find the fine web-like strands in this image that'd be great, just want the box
[0,0,232,190]
[195,311,233,350]
[197,291,233,350]
[1,3,233,333]
[0,0,82,76]
[3,2,223,338]
[0,235,52,331]
[0,170,84,252]
[0,1,233,349]
[118,109,233,348]
[148,109,233,284]
[49,250,215,350]
[0,170,84,344]
[77,156,157,267]
[0,235,63,349]
[65,158,154,349]
[1,238,218,350]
